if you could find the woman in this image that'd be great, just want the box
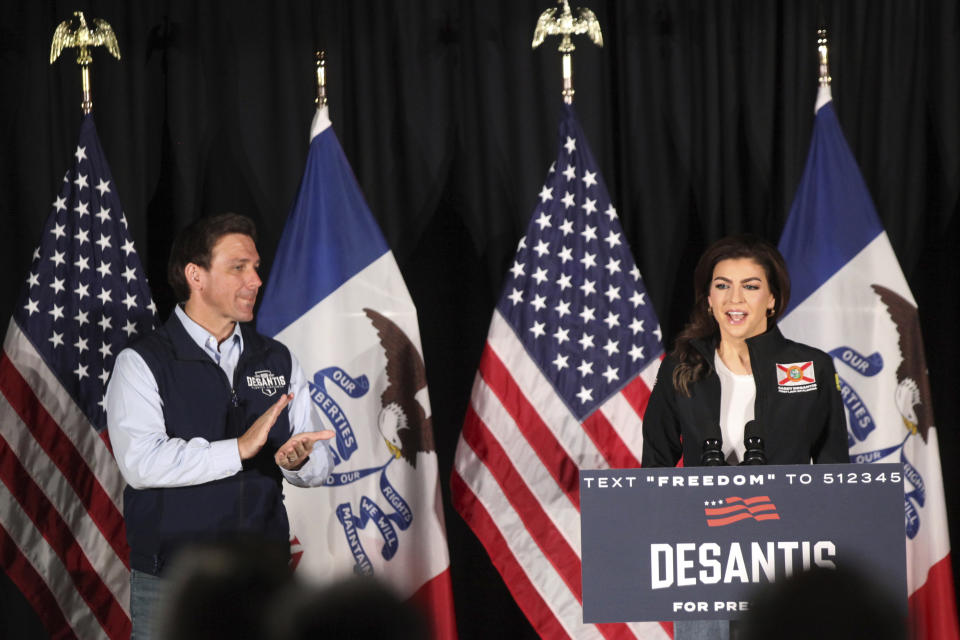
[642,234,848,467]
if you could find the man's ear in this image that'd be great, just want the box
[185,262,204,293]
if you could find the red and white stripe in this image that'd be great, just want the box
[0,319,130,639]
[452,310,670,640]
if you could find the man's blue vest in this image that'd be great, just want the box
[125,313,295,575]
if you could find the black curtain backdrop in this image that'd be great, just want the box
[1,1,958,637]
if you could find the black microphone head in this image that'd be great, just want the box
[701,438,725,466]
[742,420,767,465]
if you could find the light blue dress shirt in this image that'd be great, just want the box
[106,305,332,490]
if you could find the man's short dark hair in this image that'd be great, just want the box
[168,213,258,302]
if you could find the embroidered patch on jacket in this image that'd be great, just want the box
[776,361,817,393]
[246,369,287,397]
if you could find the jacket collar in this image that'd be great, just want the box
[164,308,267,363]
[691,324,787,365]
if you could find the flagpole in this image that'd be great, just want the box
[817,28,831,87]
[50,11,122,114]
[315,50,327,107]
[531,0,604,105]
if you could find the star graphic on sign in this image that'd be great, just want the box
[75,200,90,217]
[564,136,577,154]
[562,165,577,181]
[577,360,594,377]
[122,319,138,337]
[49,304,65,322]
[96,262,111,278]
[74,173,89,190]
[75,146,87,162]
[122,292,138,310]
[605,257,621,275]
[629,317,644,334]
[582,198,597,215]
[552,354,569,371]
[557,273,572,290]
[530,321,546,338]
[581,224,597,242]
[508,288,523,305]
[629,344,645,362]
[50,277,66,295]
[558,247,573,264]
[578,332,595,350]
[121,239,136,256]
[24,299,39,315]
[74,256,90,273]
[602,338,619,357]
[95,207,111,224]
[532,267,549,285]
[539,186,553,203]
[580,252,597,269]
[554,299,571,318]
[74,336,89,354]
[561,192,575,209]
[53,196,67,212]
[533,239,550,257]
[604,311,620,329]
[49,332,64,348]
[576,386,593,404]
[95,179,111,196]
[98,316,112,332]
[535,211,552,230]
[602,365,619,384]
[74,363,89,381]
[604,284,621,302]
[582,170,597,188]
[580,279,596,296]
[510,260,525,278]
[579,306,596,323]
[631,290,646,306]
[530,293,547,311]
[97,287,112,305]
[559,219,574,236]
[26,272,39,288]
[75,309,89,326]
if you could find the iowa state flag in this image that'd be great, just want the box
[778,85,958,639]
[258,106,456,639]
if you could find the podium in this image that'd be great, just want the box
[580,464,906,623]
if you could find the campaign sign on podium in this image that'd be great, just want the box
[581,464,906,622]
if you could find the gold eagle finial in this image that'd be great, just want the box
[50,11,121,65]
[532,0,603,52]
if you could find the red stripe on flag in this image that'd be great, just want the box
[908,553,960,640]
[0,438,129,639]
[582,408,640,468]
[451,471,573,640]
[0,520,75,640]
[706,512,780,527]
[621,375,653,421]
[408,568,458,640]
[477,345,580,507]
[461,406,583,597]
[0,353,128,566]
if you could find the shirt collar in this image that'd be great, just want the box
[174,305,244,355]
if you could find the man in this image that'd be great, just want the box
[106,213,334,638]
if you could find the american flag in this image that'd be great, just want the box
[0,114,155,639]
[451,104,670,639]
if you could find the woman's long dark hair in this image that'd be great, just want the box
[671,235,791,396]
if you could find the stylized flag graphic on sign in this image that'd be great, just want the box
[704,496,780,527]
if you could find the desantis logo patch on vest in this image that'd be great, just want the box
[246,369,287,397]
[776,361,817,393]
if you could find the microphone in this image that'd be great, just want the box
[700,438,726,466]
[741,420,767,465]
